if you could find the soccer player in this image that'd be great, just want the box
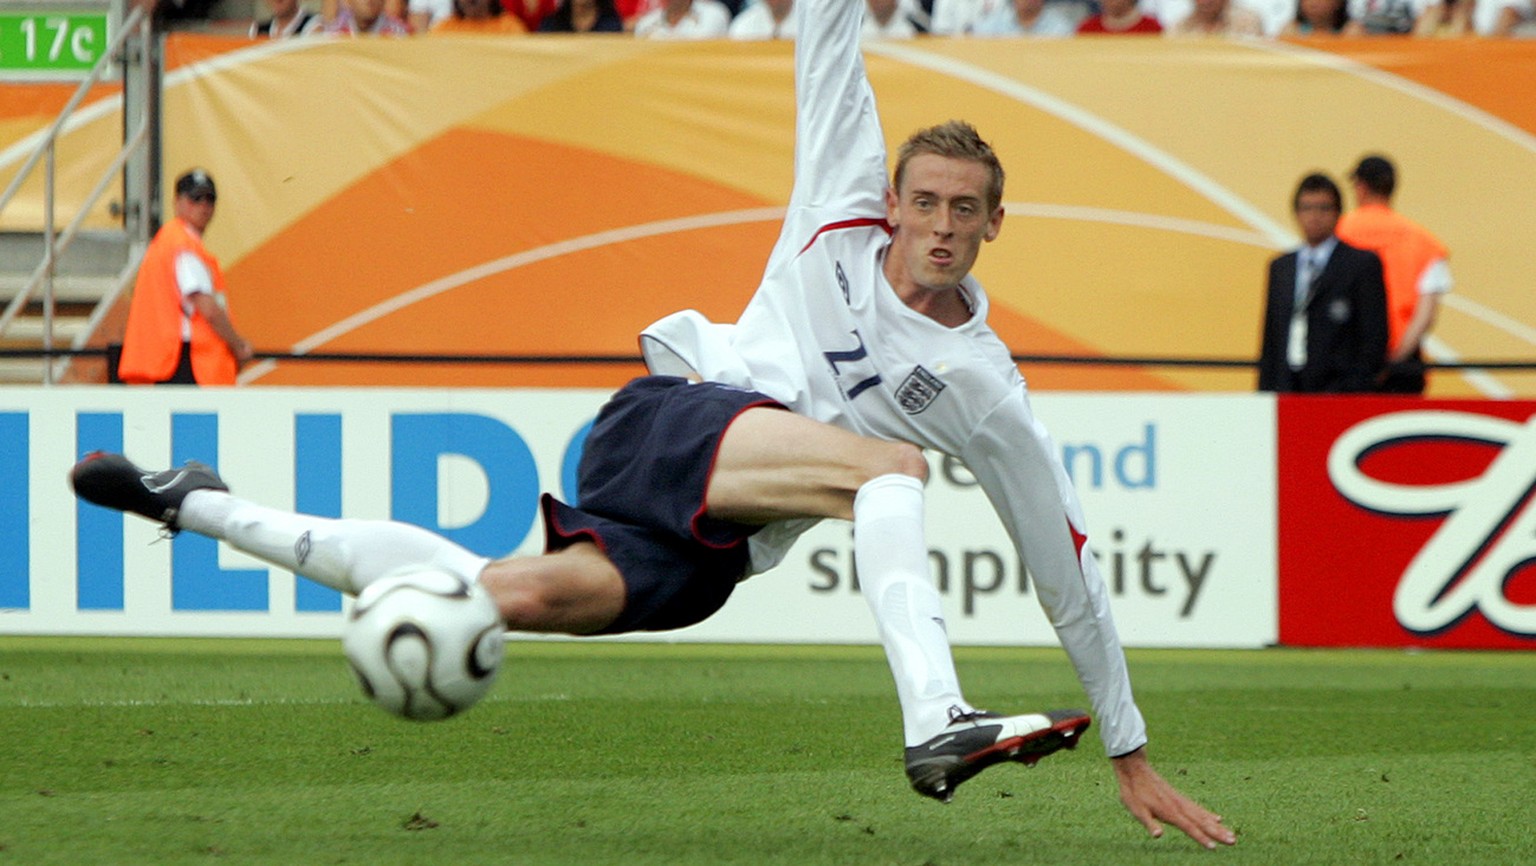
[72,0,1234,847]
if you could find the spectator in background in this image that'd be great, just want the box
[251,0,324,36]
[1472,0,1536,34]
[1412,0,1472,33]
[1281,0,1349,33]
[633,0,733,37]
[408,0,454,30]
[1078,0,1164,31]
[862,0,922,36]
[617,0,658,25]
[1167,0,1265,31]
[1336,155,1451,394]
[155,0,219,24]
[731,0,799,37]
[428,0,529,31]
[927,0,997,32]
[1343,0,1416,32]
[416,0,556,31]
[118,170,253,386]
[1258,173,1388,393]
[327,0,413,32]
[1242,0,1301,34]
[508,0,561,28]
[972,0,1086,34]
[539,0,627,30]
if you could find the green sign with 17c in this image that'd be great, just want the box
[0,12,111,74]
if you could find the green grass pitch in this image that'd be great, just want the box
[1,637,1532,865]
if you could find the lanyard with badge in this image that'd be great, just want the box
[1286,252,1321,370]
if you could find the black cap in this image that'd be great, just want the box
[174,168,217,200]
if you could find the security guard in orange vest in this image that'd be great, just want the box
[118,169,253,385]
[1335,155,1452,394]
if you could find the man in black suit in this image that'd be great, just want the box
[1258,173,1389,393]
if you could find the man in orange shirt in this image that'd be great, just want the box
[117,169,253,385]
[1335,154,1452,394]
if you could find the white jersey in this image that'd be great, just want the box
[641,0,1147,758]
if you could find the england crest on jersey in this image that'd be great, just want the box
[897,366,946,414]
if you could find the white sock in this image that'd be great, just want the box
[854,474,973,746]
[178,490,492,595]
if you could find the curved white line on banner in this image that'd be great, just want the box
[0,39,321,172]
[1423,335,1513,399]
[1005,203,1279,247]
[239,203,1280,383]
[0,100,119,171]
[862,41,1296,248]
[239,206,786,383]
[1439,294,1536,348]
[164,35,326,85]
[1251,41,1536,157]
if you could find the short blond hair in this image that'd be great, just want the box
[892,121,1005,212]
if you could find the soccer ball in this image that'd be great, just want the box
[342,568,505,721]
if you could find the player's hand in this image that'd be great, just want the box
[1110,746,1236,849]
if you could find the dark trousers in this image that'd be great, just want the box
[1380,351,1427,394]
[107,342,196,384]
[160,343,198,384]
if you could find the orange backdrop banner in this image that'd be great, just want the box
[4,35,1534,396]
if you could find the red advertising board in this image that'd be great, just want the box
[1278,397,1536,649]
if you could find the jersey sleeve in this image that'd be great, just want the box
[790,0,889,219]
[959,388,1149,758]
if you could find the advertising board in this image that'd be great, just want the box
[1,389,1278,648]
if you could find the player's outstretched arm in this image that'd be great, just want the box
[788,0,887,217]
[1111,747,1237,848]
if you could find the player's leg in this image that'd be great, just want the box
[68,451,628,634]
[477,541,625,635]
[70,452,491,594]
[709,409,978,744]
[203,489,625,633]
[703,405,929,522]
[707,408,1091,800]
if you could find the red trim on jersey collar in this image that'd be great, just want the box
[798,217,892,256]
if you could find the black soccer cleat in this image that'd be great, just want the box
[69,451,229,531]
[904,708,1092,803]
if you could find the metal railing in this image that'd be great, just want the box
[0,0,152,384]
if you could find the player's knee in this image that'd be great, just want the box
[481,546,624,635]
[869,441,928,485]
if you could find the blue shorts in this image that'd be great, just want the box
[541,376,786,634]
